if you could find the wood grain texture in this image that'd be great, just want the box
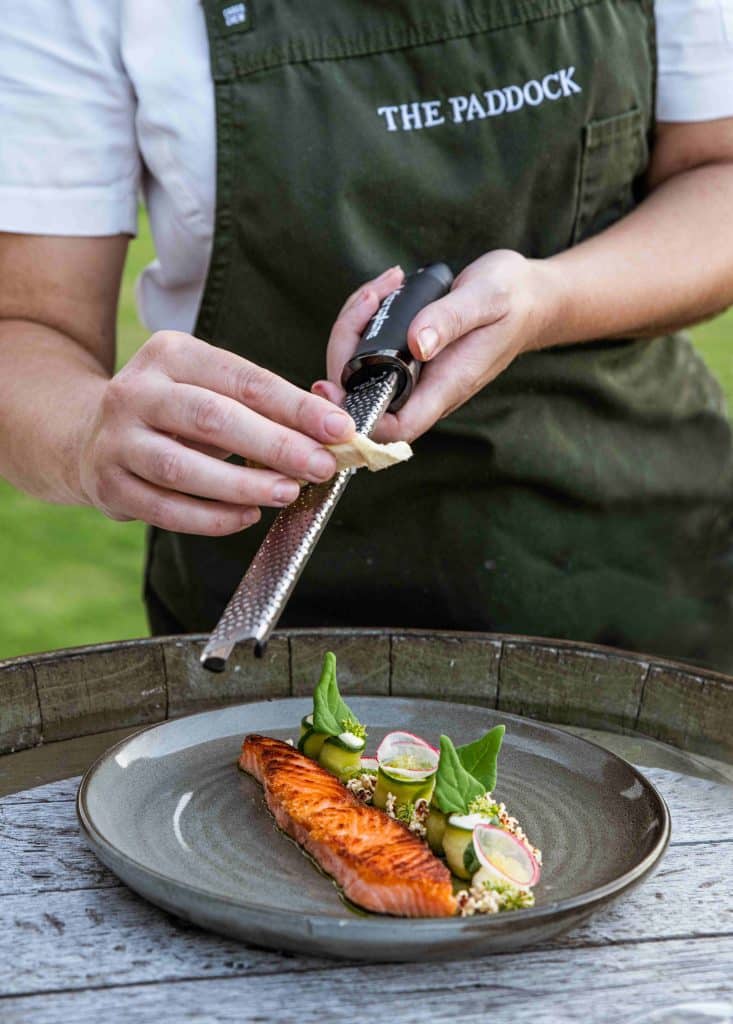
[164,635,289,718]
[0,661,40,756]
[638,665,733,762]
[391,633,500,705]
[1,768,727,903]
[0,841,730,999]
[34,645,166,743]
[0,765,730,1006]
[290,630,390,696]
[2,938,732,1024]
[498,642,647,731]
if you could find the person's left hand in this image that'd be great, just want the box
[312,251,561,443]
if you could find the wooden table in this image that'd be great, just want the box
[0,731,730,1023]
[1,631,732,1022]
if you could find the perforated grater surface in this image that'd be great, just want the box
[201,263,453,671]
[200,370,397,670]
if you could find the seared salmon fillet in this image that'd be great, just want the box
[239,734,456,918]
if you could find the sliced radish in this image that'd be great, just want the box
[376,731,439,781]
[472,823,541,888]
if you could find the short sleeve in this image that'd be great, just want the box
[656,0,733,122]
[0,1,140,236]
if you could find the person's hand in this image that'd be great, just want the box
[313,252,561,443]
[78,331,355,535]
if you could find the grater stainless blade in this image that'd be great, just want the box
[200,369,398,671]
[199,262,454,672]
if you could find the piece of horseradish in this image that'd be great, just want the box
[327,433,413,473]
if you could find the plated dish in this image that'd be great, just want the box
[240,653,542,918]
[77,684,670,961]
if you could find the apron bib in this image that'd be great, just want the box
[146,0,733,672]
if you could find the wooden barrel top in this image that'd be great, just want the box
[1,629,731,763]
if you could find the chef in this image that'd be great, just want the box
[1,1,733,671]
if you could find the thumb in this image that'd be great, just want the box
[407,277,509,362]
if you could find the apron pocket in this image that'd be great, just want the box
[571,107,647,245]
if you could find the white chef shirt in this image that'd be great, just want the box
[1,0,732,337]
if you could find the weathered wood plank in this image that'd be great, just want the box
[34,646,166,743]
[391,633,500,705]
[1,765,729,902]
[0,833,730,992]
[0,776,78,804]
[0,796,120,897]
[164,636,289,719]
[0,661,40,756]
[2,937,731,1024]
[0,885,325,997]
[498,642,647,732]
[642,768,733,845]
[2,841,732,995]
[638,665,733,763]
[0,727,143,799]
[290,631,390,696]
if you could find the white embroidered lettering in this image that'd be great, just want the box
[400,102,424,130]
[503,85,524,113]
[376,66,582,131]
[377,105,400,132]
[559,66,582,96]
[448,95,469,123]
[542,73,562,100]
[484,89,506,116]
[466,93,487,121]
[421,100,445,127]
[523,80,544,106]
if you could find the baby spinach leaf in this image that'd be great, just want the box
[433,735,485,815]
[456,725,505,793]
[312,651,364,738]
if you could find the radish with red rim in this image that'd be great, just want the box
[472,823,541,889]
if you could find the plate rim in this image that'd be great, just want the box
[76,696,671,935]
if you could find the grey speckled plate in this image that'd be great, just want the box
[77,698,669,961]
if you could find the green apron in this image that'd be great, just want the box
[145,0,733,672]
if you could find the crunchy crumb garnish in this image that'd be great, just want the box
[286,738,295,747]
[384,794,431,838]
[345,772,377,804]
[469,792,542,865]
[456,879,535,916]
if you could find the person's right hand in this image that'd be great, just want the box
[78,331,355,536]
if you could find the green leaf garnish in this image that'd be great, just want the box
[312,652,366,740]
[456,725,505,793]
[433,735,485,815]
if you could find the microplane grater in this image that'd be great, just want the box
[201,263,453,671]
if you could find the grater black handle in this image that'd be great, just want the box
[341,262,453,412]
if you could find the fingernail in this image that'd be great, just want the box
[273,480,300,504]
[324,411,353,439]
[418,326,439,359]
[377,265,402,282]
[307,449,336,480]
[241,508,261,528]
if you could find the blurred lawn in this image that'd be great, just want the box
[0,215,731,658]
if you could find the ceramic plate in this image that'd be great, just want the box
[77,698,669,961]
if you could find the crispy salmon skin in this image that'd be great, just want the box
[239,734,456,918]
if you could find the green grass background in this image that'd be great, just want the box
[0,216,731,658]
